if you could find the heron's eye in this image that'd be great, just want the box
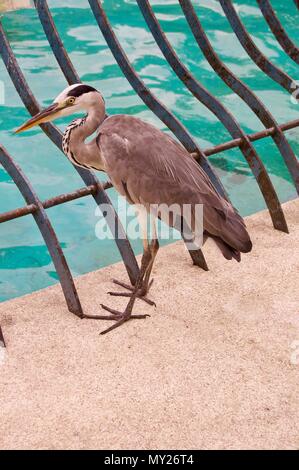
[68,97,75,105]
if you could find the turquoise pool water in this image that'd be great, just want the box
[0,0,297,302]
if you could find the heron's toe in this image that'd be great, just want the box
[99,303,150,335]
[108,278,156,307]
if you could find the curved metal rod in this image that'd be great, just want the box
[35,1,208,271]
[257,0,299,65]
[0,145,83,318]
[137,0,288,233]
[0,325,5,347]
[179,0,299,196]
[219,0,295,94]
[205,116,299,156]
[87,0,228,201]
[0,23,139,285]
[34,0,80,83]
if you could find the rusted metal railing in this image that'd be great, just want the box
[0,146,84,318]
[258,0,299,65]
[220,0,296,94]
[0,0,298,347]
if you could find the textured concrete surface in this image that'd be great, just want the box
[0,199,298,450]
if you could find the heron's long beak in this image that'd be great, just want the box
[14,102,62,134]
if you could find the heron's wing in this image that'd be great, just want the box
[98,115,229,218]
[97,115,252,252]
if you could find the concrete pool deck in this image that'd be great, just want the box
[0,198,298,450]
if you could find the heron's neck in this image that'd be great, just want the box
[65,104,105,167]
[80,105,105,137]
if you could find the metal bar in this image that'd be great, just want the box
[0,145,84,318]
[35,0,208,271]
[0,203,37,223]
[0,22,139,285]
[87,0,228,200]
[219,0,295,94]
[0,29,62,147]
[0,325,5,348]
[183,237,209,271]
[0,185,98,223]
[0,183,113,223]
[179,0,299,196]
[137,0,288,233]
[2,114,299,224]
[34,0,80,83]
[43,184,97,208]
[258,0,299,65]
[205,117,299,157]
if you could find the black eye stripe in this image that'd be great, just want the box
[67,85,97,98]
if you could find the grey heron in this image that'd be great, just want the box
[15,83,252,334]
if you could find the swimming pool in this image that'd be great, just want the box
[0,0,297,302]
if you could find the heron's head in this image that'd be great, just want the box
[15,83,105,134]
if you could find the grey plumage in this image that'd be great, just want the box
[16,83,252,334]
[95,114,252,258]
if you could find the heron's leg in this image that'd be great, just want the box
[82,246,152,329]
[83,206,155,334]
[138,220,159,296]
[111,236,159,299]
[99,243,154,334]
[109,208,157,304]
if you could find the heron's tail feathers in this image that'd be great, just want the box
[208,235,242,262]
[221,213,253,255]
[205,206,252,262]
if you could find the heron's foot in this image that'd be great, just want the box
[82,304,150,335]
[108,278,156,307]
